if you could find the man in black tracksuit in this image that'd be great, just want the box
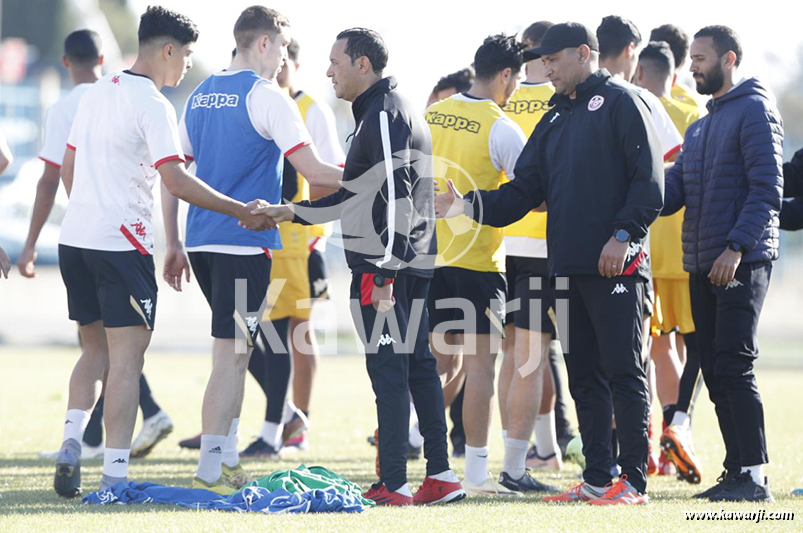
[436,23,663,503]
[256,28,463,506]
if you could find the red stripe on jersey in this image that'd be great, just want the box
[623,250,647,276]
[185,155,195,162]
[664,144,682,162]
[284,142,309,158]
[66,143,76,151]
[39,156,61,168]
[262,247,272,260]
[154,154,185,169]
[308,236,321,251]
[120,225,150,255]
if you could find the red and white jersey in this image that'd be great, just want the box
[39,83,92,168]
[60,71,185,253]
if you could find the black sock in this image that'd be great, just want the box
[83,396,104,447]
[138,374,161,420]
[247,318,291,424]
[676,332,700,416]
[449,383,466,446]
[662,404,677,428]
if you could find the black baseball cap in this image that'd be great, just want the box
[523,22,599,60]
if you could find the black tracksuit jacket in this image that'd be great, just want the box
[292,77,436,279]
[464,69,664,281]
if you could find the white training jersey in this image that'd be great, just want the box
[60,71,185,254]
[620,79,683,159]
[300,96,346,167]
[39,83,93,167]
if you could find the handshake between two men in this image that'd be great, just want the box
[239,200,296,231]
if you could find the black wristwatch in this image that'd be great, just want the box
[613,229,631,243]
[727,241,743,253]
[373,273,386,287]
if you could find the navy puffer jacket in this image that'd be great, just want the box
[664,78,783,274]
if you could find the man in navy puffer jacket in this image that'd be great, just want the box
[664,25,783,503]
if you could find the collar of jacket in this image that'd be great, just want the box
[706,76,767,113]
[351,76,397,124]
[548,68,611,108]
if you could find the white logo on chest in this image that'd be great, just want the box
[588,95,605,112]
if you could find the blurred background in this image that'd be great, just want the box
[0,0,801,357]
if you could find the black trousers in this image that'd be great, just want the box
[689,262,771,471]
[557,275,650,493]
[350,273,450,492]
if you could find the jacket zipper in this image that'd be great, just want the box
[696,102,716,273]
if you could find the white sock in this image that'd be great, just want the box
[222,418,240,468]
[196,434,226,483]
[430,470,460,482]
[671,411,690,429]
[502,437,529,479]
[394,483,413,497]
[742,464,765,486]
[502,429,508,440]
[282,400,296,424]
[464,445,490,485]
[260,421,281,448]
[103,448,130,478]
[535,411,559,457]
[62,409,90,445]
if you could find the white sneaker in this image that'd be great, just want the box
[131,411,174,458]
[462,474,524,497]
[39,442,104,460]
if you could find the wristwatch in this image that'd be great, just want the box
[727,241,743,253]
[373,273,386,287]
[613,229,631,243]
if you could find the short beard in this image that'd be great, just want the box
[695,64,725,95]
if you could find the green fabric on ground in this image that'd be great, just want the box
[247,464,375,507]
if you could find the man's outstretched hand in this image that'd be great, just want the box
[434,179,466,219]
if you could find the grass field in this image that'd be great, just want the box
[0,346,801,533]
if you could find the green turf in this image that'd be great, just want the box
[0,346,801,532]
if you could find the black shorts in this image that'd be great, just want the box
[188,251,271,343]
[427,266,506,335]
[308,249,329,300]
[505,256,556,335]
[59,244,157,329]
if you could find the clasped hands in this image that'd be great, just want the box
[238,199,295,230]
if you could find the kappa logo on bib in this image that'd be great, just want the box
[588,95,605,112]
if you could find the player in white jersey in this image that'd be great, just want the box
[166,7,343,494]
[18,30,174,461]
[53,6,272,499]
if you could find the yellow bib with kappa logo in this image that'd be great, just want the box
[296,92,332,240]
[427,94,507,272]
[274,93,327,258]
[501,82,554,240]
